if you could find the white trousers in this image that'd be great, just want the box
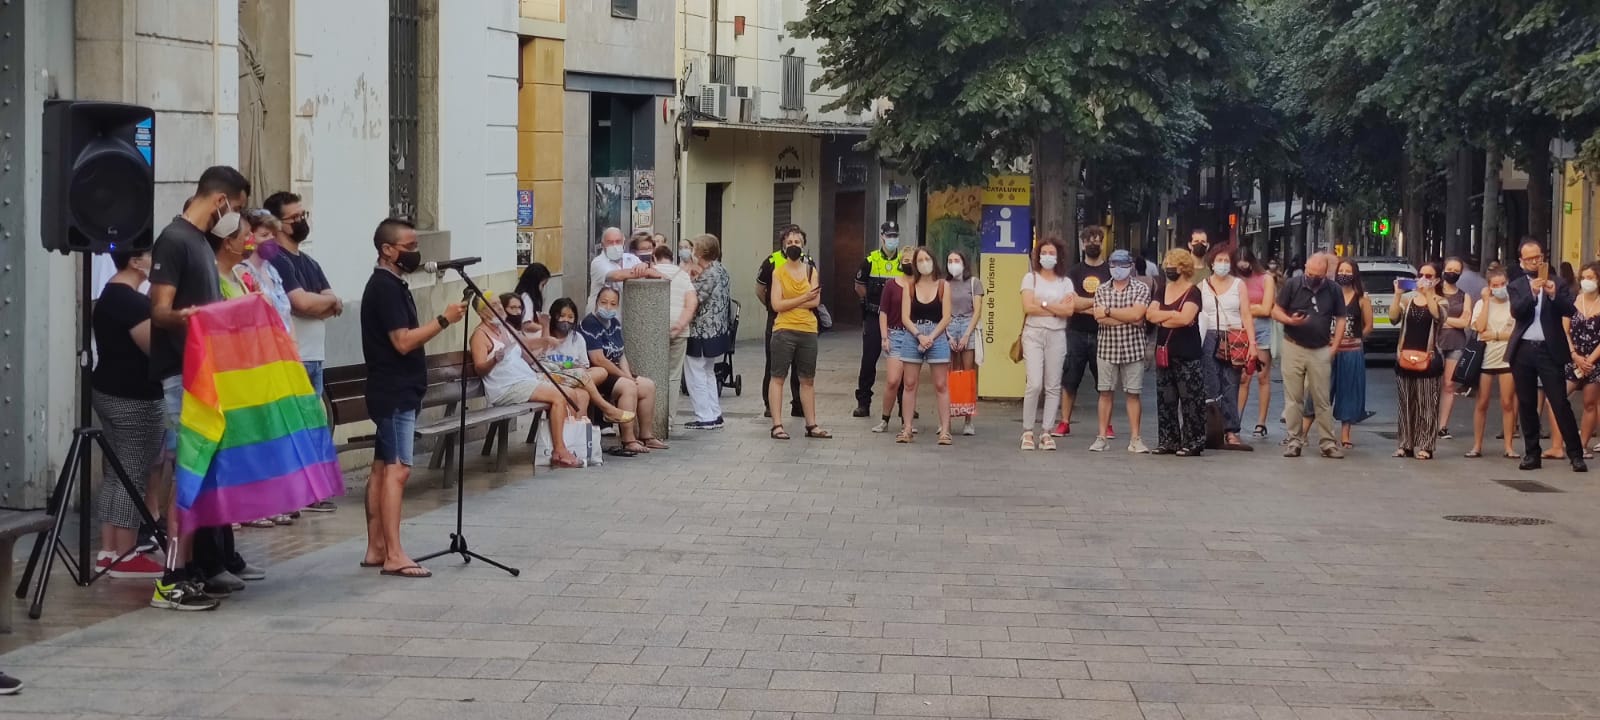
[684,354,723,422]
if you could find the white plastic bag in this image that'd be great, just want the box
[534,418,603,467]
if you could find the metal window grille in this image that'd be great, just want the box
[390,0,420,221]
[781,55,805,110]
[773,183,796,240]
[709,54,735,86]
[612,0,638,20]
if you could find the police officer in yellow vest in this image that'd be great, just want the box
[852,221,906,417]
[756,225,811,418]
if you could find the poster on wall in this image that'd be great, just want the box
[632,199,654,233]
[634,170,655,200]
[517,231,533,266]
[592,177,628,251]
[517,189,535,227]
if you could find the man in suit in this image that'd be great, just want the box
[1507,239,1587,472]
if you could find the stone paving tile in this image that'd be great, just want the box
[7,335,1600,719]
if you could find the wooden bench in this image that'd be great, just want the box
[0,509,52,632]
[323,352,551,484]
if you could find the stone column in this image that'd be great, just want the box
[621,278,670,439]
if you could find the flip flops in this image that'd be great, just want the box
[380,565,432,579]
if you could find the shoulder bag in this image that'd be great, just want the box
[1211,279,1251,367]
[1397,302,1444,376]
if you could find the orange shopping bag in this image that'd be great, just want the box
[949,369,978,418]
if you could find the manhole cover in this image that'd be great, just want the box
[1492,478,1563,493]
[1443,515,1552,526]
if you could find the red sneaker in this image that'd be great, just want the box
[1051,421,1070,437]
[107,552,165,579]
[1105,425,1117,440]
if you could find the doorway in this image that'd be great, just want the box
[705,183,726,242]
[831,190,866,325]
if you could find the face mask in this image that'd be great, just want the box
[1110,266,1132,282]
[604,245,624,262]
[1336,273,1355,286]
[947,262,964,279]
[899,263,914,275]
[883,237,900,253]
[210,211,241,240]
[1191,242,1209,257]
[1268,263,1280,272]
[1491,287,1509,300]
[784,245,804,262]
[1417,278,1436,290]
[1212,262,1231,277]
[555,320,573,334]
[507,313,524,327]
[1583,280,1598,295]
[1164,268,1181,282]
[915,260,934,275]
[290,219,311,243]
[1443,271,1461,285]
[1305,275,1326,290]
[1237,262,1252,274]
[1083,245,1102,260]
[597,307,619,321]
[395,248,423,274]
[1039,255,1058,270]
[679,248,693,262]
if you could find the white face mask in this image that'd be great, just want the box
[211,211,241,240]
[604,245,624,262]
[1491,287,1508,300]
[1039,255,1058,270]
[1212,262,1231,277]
[947,262,964,279]
[917,260,935,275]
[1583,279,1598,295]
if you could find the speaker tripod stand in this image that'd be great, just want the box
[14,254,169,619]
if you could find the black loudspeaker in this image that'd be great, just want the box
[41,100,156,255]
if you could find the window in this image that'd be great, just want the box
[389,0,420,221]
[612,0,638,19]
[709,54,736,86]
[781,55,805,111]
[773,183,796,242]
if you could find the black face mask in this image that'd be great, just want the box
[1442,271,1461,285]
[395,249,423,274]
[554,320,573,335]
[290,219,311,243]
[1306,275,1326,290]
[783,245,803,262]
[1164,268,1181,282]
[507,313,524,328]
[1336,274,1356,287]
[1083,245,1102,260]
[899,263,914,275]
[1191,242,1209,257]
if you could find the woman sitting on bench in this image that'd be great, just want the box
[539,297,638,427]
[470,294,589,469]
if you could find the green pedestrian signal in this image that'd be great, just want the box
[1370,218,1392,237]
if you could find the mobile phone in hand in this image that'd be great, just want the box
[1397,277,1417,293]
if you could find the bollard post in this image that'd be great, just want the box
[621,277,671,439]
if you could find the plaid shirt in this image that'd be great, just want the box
[1094,279,1151,364]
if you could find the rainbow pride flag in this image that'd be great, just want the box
[176,294,342,527]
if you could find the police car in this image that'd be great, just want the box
[1351,256,1418,359]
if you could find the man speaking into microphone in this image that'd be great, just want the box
[360,218,466,578]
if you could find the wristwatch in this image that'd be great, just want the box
[437,314,450,329]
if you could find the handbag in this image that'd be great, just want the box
[1397,305,1443,376]
[1009,329,1024,363]
[949,368,978,417]
[1155,334,1172,370]
[1210,280,1251,366]
[1454,338,1486,388]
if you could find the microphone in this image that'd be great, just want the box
[424,256,482,274]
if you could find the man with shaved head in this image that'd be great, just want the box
[1273,252,1347,458]
[588,226,661,313]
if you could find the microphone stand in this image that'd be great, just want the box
[414,266,579,576]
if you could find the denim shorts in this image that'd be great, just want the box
[373,409,418,466]
[303,360,325,397]
[162,375,184,455]
[1253,317,1272,352]
[946,316,972,347]
[898,320,952,364]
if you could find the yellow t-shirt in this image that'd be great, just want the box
[772,263,819,334]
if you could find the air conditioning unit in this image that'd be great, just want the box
[699,83,730,120]
[739,87,762,122]
[734,85,755,99]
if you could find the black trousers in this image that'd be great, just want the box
[856,315,882,407]
[189,525,245,578]
[763,314,801,414]
[1512,340,1582,460]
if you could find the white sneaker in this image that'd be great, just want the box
[1088,437,1109,452]
[871,420,888,433]
[1128,438,1150,454]
[962,419,976,436]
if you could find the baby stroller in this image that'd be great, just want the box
[680,300,744,397]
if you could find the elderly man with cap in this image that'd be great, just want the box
[852,221,907,417]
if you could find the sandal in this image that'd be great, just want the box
[1020,431,1035,451]
[896,430,913,444]
[1503,451,1520,459]
[1039,434,1057,451]
[551,454,584,468]
[1252,425,1268,438]
[770,425,790,440]
[937,431,953,446]
[804,425,832,439]
[244,518,276,529]
[1464,450,1483,458]
[604,409,637,424]
[641,438,670,450]
[624,441,650,454]
[380,565,432,579]
[604,446,638,457]
[1415,450,1432,460]
[1393,448,1410,458]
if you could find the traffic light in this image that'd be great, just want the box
[1370,218,1393,237]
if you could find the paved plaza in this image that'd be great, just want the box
[5,332,1600,719]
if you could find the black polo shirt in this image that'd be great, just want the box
[360,267,427,417]
[148,216,222,380]
[1275,275,1347,349]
